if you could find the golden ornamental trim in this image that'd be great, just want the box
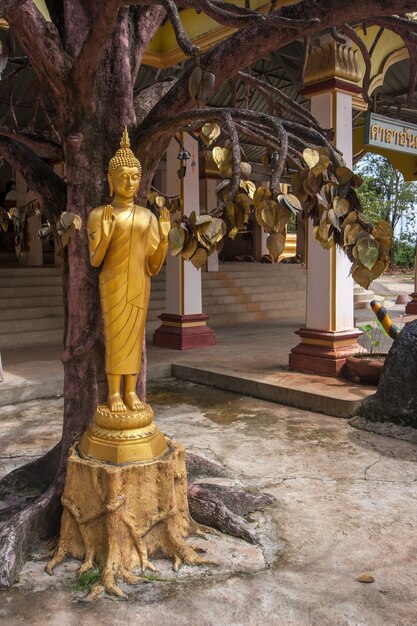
[304,41,362,86]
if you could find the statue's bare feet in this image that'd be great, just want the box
[108,393,126,412]
[124,391,144,411]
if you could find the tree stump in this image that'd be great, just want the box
[46,440,205,598]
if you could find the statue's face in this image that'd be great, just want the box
[110,166,140,200]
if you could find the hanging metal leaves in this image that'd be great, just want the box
[253,187,298,260]
[57,211,83,250]
[188,66,215,105]
[168,211,227,269]
[290,148,393,289]
[147,192,182,216]
[200,123,221,146]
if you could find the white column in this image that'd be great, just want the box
[306,91,354,332]
[164,134,203,315]
[153,134,216,349]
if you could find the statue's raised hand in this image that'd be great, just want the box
[102,204,116,240]
[158,207,171,242]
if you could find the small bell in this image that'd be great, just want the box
[177,148,191,161]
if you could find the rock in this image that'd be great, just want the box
[395,293,410,305]
[359,320,417,427]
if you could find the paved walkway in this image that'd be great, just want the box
[1,382,417,625]
[1,301,415,417]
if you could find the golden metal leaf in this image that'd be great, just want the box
[212,147,231,169]
[372,220,393,241]
[266,233,286,259]
[226,202,237,226]
[279,193,302,213]
[195,214,212,226]
[168,226,185,256]
[240,180,256,200]
[262,154,270,171]
[303,148,320,168]
[73,215,83,230]
[311,154,330,176]
[198,71,215,103]
[355,236,380,271]
[342,211,357,227]
[200,122,221,146]
[240,162,252,178]
[336,166,353,185]
[188,66,203,100]
[253,186,266,207]
[333,196,350,217]
[182,237,198,260]
[229,226,238,239]
[343,223,363,246]
[327,208,340,230]
[190,247,208,269]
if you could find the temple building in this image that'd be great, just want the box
[0,0,416,377]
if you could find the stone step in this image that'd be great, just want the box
[0,305,64,321]
[202,273,305,289]
[0,328,63,349]
[202,283,305,297]
[204,297,303,315]
[0,316,64,335]
[203,292,303,307]
[0,275,62,288]
[0,285,63,299]
[207,309,301,326]
[203,263,302,274]
[0,295,63,309]
[0,266,60,277]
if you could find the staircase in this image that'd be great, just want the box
[0,263,307,350]
[0,266,64,349]
[148,262,307,329]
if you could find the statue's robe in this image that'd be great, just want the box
[87,205,162,375]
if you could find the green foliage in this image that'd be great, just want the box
[358,319,389,355]
[392,235,416,268]
[72,567,102,592]
[355,154,417,236]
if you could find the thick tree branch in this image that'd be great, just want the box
[6,3,70,121]
[0,0,28,18]
[224,112,241,199]
[140,0,417,133]
[0,127,63,160]
[162,0,200,58]
[131,5,166,84]
[71,0,121,115]
[0,136,66,220]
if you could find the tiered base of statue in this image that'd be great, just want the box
[78,403,168,463]
[47,404,205,599]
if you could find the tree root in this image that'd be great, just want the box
[0,444,275,592]
[0,480,62,588]
[185,451,233,481]
[0,442,62,497]
[188,484,259,544]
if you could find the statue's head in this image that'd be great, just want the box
[108,127,142,199]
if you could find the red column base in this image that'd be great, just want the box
[289,327,362,378]
[405,293,417,315]
[153,313,216,350]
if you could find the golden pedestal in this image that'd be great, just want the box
[78,403,169,464]
[47,440,204,599]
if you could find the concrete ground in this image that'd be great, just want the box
[1,272,416,624]
[1,380,417,626]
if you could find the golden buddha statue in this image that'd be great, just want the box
[79,128,170,463]
[87,128,170,413]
